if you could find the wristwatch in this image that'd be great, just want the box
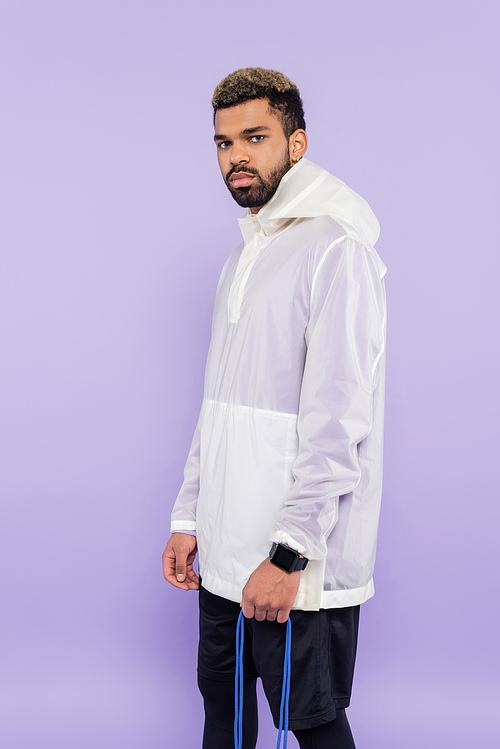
[269,542,309,572]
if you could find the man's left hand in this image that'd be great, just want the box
[241,558,301,624]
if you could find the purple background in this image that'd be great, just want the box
[1,2,499,747]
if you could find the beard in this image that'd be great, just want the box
[224,148,292,209]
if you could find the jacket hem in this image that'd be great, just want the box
[199,572,243,605]
[199,571,375,610]
[320,579,374,608]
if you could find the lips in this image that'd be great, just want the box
[229,172,255,189]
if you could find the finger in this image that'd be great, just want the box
[185,565,200,584]
[254,606,267,622]
[163,553,189,590]
[175,551,188,583]
[164,570,191,590]
[266,610,277,622]
[277,608,290,624]
[162,549,176,581]
[165,570,199,591]
[241,601,255,619]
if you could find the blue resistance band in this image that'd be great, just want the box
[234,610,292,749]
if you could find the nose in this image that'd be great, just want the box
[230,139,249,165]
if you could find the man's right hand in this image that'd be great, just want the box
[162,533,200,591]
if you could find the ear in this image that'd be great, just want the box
[288,129,308,164]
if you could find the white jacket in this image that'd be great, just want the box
[171,158,387,610]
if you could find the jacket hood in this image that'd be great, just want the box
[238,158,381,249]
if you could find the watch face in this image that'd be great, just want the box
[273,545,296,569]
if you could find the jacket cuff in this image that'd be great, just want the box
[171,520,196,534]
[271,530,309,557]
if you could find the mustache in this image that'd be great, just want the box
[226,165,260,182]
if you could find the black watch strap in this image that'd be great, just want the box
[269,542,309,572]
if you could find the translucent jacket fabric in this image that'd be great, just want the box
[171,158,387,610]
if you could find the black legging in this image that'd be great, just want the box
[198,674,356,749]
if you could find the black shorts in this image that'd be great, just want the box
[198,584,360,731]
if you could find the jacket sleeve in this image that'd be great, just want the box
[170,408,202,534]
[168,254,234,536]
[272,236,386,560]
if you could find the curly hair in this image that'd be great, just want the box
[212,68,306,139]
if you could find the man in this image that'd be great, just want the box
[162,68,387,749]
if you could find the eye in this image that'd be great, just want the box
[250,135,264,143]
[217,141,231,149]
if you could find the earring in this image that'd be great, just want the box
[296,155,301,162]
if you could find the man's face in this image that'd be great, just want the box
[214,99,292,213]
